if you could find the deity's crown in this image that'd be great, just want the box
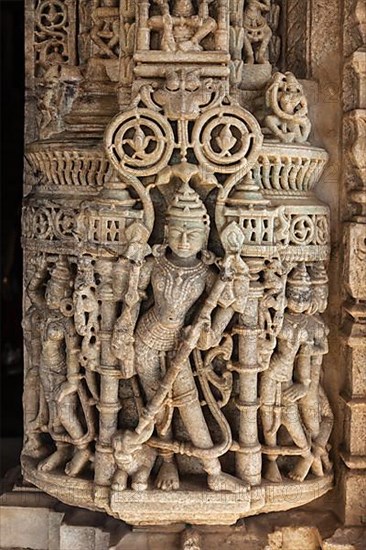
[287,262,311,288]
[167,181,209,226]
[309,263,328,286]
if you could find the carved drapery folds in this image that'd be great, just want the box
[22,0,333,525]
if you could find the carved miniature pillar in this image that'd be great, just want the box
[94,261,121,496]
[136,0,150,50]
[234,268,263,486]
[215,0,229,51]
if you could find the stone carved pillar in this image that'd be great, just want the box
[21,0,341,527]
[340,0,366,526]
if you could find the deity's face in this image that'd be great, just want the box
[167,219,208,258]
[286,286,311,314]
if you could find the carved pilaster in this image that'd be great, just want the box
[341,0,366,527]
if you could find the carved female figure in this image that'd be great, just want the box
[298,263,333,477]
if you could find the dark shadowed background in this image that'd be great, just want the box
[1,0,25,471]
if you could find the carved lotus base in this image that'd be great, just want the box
[22,455,333,526]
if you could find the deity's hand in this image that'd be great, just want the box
[56,380,79,403]
[282,383,307,404]
[197,322,217,351]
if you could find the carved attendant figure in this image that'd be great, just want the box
[265,72,311,143]
[149,0,216,52]
[23,255,49,458]
[260,263,313,482]
[298,263,333,478]
[243,0,272,64]
[37,257,93,477]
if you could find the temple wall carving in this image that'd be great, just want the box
[21,0,365,530]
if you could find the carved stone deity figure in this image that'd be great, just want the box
[23,255,49,458]
[112,178,247,493]
[22,0,336,525]
[36,257,93,477]
[260,263,313,483]
[243,0,272,64]
[264,71,312,143]
[148,0,217,52]
[298,263,333,478]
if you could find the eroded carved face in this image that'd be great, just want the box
[286,287,311,314]
[167,219,208,258]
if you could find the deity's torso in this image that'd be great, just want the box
[268,313,309,382]
[136,255,210,351]
[40,312,71,375]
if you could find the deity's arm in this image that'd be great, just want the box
[111,256,153,374]
[308,317,329,356]
[148,15,165,30]
[198,306,235,350]
[23,307,43,364]
[64,322,81,382]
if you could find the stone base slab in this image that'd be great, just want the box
[22,456,333,526]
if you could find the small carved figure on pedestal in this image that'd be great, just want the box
[112,430,157,491]
[243,0,272,64]
[264,72,311,143]
[148,0,217,52]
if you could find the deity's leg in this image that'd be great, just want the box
[23,363,45,457]
[257,28,271,63]
[243,34,255,63]
[58,393,92,476]
[283,404,313,482]
[135,336,179,490]
[37,370,73,472]
[175,363,248,493]
[191,18,217,48]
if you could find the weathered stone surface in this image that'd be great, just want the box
[17,0,365,543]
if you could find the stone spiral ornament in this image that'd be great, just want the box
[105,108,175,177]
[192,105,263,174]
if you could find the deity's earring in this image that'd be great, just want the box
[152,225,169,257]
